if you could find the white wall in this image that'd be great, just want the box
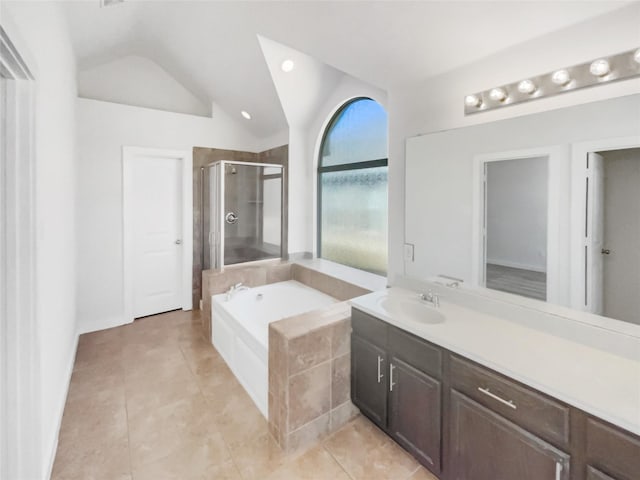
[76,98,261,334]
[486,157,548,271]
[388,3,640,281]
[601,148,640,324]
[1,2,79,477]
[78,55,210,117]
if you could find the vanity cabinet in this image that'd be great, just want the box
[449,390,569,479]
[449,355,570,479]
[350,307,640,480]
[351,308,443,475]
[586,467,616,480]
[389,356,442,471]
[585,418,640,480]
[351,335,388,428]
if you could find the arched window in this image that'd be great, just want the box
[317,98,388,275]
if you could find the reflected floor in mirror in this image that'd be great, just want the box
[486,264,546,301]
[52,309,436,480]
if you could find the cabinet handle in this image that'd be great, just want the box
[477,387,517,410]
[390,363,396,392]
[377,356,384,383]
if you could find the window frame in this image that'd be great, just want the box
[316,97,389,265]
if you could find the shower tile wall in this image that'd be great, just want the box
[192,145,289,308]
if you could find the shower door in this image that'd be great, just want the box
[223,162,282,265]
[203,161,283,270]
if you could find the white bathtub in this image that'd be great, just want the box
[211,280,337,418]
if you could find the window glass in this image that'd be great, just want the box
[320,99,387,167]
[318,98,388,275]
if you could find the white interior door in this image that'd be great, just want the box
[131,156,183,318]
[585,152,605,314]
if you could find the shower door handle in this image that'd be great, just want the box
[225,212,238,224]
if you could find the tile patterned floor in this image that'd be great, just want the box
[52,310,437,480]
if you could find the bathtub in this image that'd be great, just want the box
[211,280,337,418]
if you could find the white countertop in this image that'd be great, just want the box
[350,287,640,436]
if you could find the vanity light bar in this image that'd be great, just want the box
[464,48,640,115]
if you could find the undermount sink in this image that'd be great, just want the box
[377,296,446,325]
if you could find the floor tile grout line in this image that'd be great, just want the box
[321,443,357,480]
[177,322,247,479]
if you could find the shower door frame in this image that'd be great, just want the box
[204,160,285,270]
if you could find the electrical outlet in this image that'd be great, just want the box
[404,243,414,262]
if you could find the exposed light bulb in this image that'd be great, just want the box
[517,79,537,95]
[241,110,251,120]
[589,59,611,77]
[464,94,482,108]
[551,69,571,86]
[281,59,295,72]
[489,87,507,102]
[635,49,640,64]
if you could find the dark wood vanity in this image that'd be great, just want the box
[350,308,640,480]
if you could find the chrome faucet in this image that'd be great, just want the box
[419,290,440,308]
[226,282,249,301]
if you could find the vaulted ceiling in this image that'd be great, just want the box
[60,0,632,138]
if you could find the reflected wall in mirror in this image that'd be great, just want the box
[405,94,640,325]
[484,157,548,301]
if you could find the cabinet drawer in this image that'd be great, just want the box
[450,355,570,448]
[351,308,388,347]
[586,418,640,480]
[388,326,442,379]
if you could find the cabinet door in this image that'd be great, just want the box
[587,466,617,480]
[450,390,570,480]
[389,357,441,474]
[586,418,640,480]
[351,335,387,428]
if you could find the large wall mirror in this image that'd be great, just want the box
[405,94,640,325]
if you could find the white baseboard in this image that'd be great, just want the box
[76,315,131,335]
[486,258,547,273]
[44,332,79,480]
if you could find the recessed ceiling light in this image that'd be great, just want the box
[517,79,537,95]
[241,111,251,120]
[489,87,508,102]
[551,69,571,86]
[281,59,295,73]
[589,59,611,77]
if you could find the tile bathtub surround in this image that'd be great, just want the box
[269,302,362,453]
[201,261,369,339]
[291,263,371,301]
[52,309,437,480]
[203,261,374,451]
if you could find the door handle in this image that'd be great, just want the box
[478,387,517,410]
[389,363,396,392]
[601,248,611,255]
[376,356,384,383]
[175,239,182,245]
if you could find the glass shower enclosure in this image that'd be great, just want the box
[202,161,284,270]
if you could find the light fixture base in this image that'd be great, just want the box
[465,48,640,115]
